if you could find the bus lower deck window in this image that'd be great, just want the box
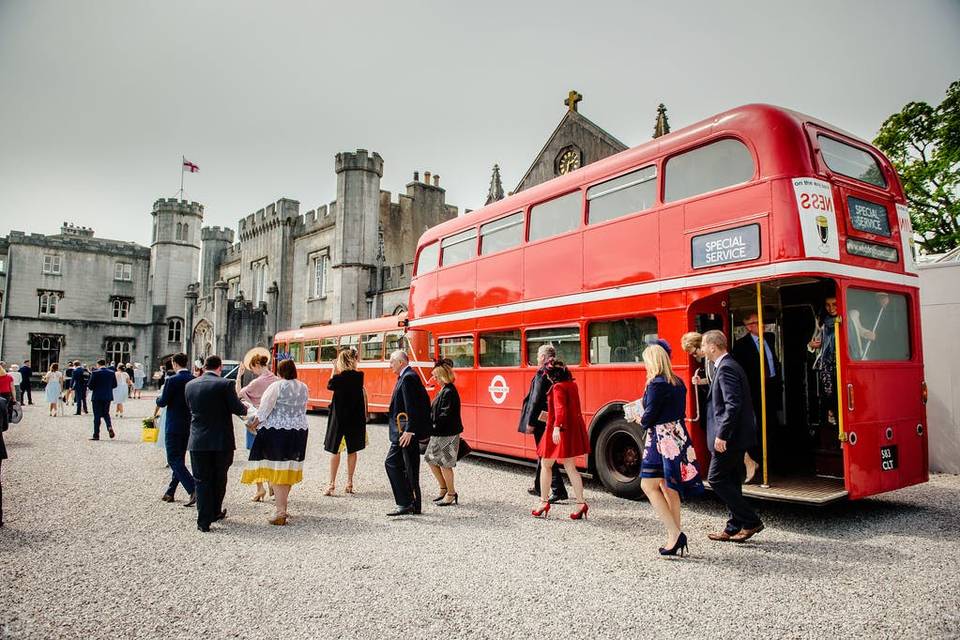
[588,317,659,364]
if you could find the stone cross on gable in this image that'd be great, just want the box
[564,90,583,113]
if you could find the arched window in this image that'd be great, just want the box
[39,292,60,316]
[106,340,131,364]
[112,299,130,320]
[176,222,183,240]
[182,223,189,242]
[167,318,183,343]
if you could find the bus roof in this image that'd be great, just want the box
[416,103,876,248]
[274,313,407,342]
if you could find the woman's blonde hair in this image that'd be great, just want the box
[246,353,269,369]
[432,362,456,385]
[643,344,681,386]
[335,348,358,373]
[680,331,702,353]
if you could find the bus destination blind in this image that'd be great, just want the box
[848,196,891,237]
[691,224,761,269]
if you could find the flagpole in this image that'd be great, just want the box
[180,155,185,200]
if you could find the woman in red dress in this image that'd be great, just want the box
[533,360,590,520]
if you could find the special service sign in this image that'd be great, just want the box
[691,224,761,269]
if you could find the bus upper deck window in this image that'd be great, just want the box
[587,165,657,225]
[480,212,524,255]
[664,138,754,203]
[415,242,440,276]
[440,228,477,267]
[818,135,887,188]
[528,191,582,243]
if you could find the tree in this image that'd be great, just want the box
[873,80,960,254]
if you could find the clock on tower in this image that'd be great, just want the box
[556,146,582,175]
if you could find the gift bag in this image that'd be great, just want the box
[141,417,158,443]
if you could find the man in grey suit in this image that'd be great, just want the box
[184,355,247,532]
[702,330,765,543]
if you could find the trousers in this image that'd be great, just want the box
[533,429,567,497]
[707,448,762,534]
[20,382,32,405]
[384,441,421,511]
[165,431,195,496]
[91,399,112,436]
[190,450,233,528]
[75,387,88,414]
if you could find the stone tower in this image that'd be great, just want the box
[332,149,383,323]
[149,198,203,358]
[200,226,235,297]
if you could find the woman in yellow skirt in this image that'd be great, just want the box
[241,359,309,525]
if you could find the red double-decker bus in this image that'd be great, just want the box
[407,103,927,504]
[272,314,433,416]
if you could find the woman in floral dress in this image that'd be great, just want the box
[637,343,703,557]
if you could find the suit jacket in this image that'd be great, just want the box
[732,332,782,412]
[71,367,89,390]
[517,368,552,437]
[387,366,430,443]
[19,366,32,386]
[155,369,195,435]
[88,368,117,402]
[184,372,247,452]
[430,383,464,437]
[705,354,757,453]
[639,376,687,430]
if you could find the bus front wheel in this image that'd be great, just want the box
[594,418,645,498]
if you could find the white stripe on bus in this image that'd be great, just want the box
[407,259,918,327]
[294,362,434,370]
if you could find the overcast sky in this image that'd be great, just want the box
[1,0,958,246]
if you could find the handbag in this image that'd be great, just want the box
[141,417,159,443]
[457,437,473,461]
[9,402,22,425]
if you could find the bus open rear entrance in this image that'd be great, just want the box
[687,275,924,505]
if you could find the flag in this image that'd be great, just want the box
[183,159,199,173]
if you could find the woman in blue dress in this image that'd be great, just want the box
[637,342,703,557]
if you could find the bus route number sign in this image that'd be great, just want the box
[691,224,761,269]
[880,445,898,471]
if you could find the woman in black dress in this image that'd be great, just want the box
[425,359,464,506]
[323,349,366,495]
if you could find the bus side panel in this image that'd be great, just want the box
[455,369,478,449]
[436,261,477,316]
[476,248,523,308]
[410,270,439,318]
[474,368,527,459]
[524,234,581,301]
[582,212,658,289]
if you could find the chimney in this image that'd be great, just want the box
[424,171,431,185]
[433,174,440,187]
[413,171,419,181]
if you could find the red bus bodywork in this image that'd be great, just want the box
[272,315,433,415]
[407,104,927,503]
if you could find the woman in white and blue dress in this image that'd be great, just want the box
[113,367,130,418]
[241,359,309,526]
[43,363,64,417]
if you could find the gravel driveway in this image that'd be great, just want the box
[1,397,958,639]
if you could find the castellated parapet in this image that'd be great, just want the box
[152,198,204,217]
[201,226,235,243]
[335,149,384,177]
[237,198,300,241]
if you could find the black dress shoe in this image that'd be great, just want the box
[197,524,211,532]
[183,493,197,508]
[527,487,539,496]
[161,493,174,503]
[547,493,568,504]
[387,505,415,517]
[89,436,100,441]
[215,509,226,521]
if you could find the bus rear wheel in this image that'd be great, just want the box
[594,418,645,498]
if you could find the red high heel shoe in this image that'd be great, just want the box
[531,502,551,518]
[570,502,589,520]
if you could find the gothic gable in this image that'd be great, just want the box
[514,101,628,194]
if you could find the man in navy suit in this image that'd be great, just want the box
[154,352,196,506]
[732,312,782,476]
[88,359,117,440]
[72,362,89,415]
[384,350,431,516]
[19,360,33,405]
[702,330,765,542]
[184,355,247,532]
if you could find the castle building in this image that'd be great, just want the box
[0,93,660,374]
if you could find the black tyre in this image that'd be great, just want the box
[594,417,645,498]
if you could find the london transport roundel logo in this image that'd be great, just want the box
[488,375,509,405]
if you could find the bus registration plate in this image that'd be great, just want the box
[880,445,898,471]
